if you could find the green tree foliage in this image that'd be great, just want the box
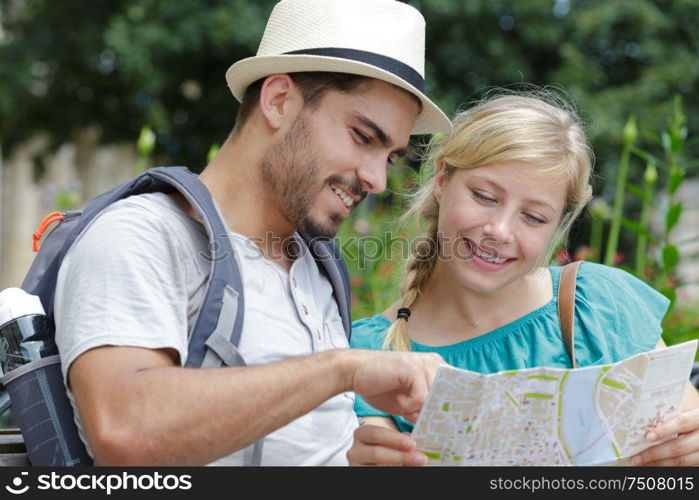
[0,0,276,167]
[1,0,698,174]
[417,0,699,179]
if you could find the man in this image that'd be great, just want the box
[54,0,452,465]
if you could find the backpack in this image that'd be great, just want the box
[15,166,353,465]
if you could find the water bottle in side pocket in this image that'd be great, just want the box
[0,287,91,465]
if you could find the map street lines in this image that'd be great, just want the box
[411,340,697,466]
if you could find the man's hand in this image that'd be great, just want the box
[347,424,427,466]
[350,351,445,422]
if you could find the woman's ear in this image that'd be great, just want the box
[258,74,304,131]
[433,158,448,204]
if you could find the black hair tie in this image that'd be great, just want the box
[397,308,411,321]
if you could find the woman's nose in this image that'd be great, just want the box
[483,213,515,243]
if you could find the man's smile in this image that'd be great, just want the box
[329,182,356,209]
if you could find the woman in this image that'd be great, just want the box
[347,91,699,466]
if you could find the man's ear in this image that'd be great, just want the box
[258,74,304,131]
[433,158,448,204]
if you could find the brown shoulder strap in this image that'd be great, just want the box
[558,260,583,369]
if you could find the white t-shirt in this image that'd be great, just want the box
[54,192,357,465]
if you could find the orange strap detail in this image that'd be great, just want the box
[32,211,65,252]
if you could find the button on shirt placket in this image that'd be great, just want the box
[289,267,321,351]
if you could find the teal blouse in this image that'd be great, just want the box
[351,262,670,432]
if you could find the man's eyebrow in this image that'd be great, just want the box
[351,112,407,156]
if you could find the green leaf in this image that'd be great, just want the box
[668,167,684,195]
[621,218,650,239]
[670,129,684,154]
[662,244,680,271]
[665,203,683,232]
[626,183,644,198]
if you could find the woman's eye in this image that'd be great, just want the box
[473,191,495,203]
[352,128,370,144]
[524,213,546,225]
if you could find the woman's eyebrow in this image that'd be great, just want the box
[471,176,558,212]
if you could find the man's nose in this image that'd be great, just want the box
[356,157,388,194]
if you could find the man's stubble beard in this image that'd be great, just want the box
[261,113,346,239]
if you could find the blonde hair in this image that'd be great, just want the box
[384,89,594,352]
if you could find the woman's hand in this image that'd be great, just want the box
[631,408,699,466]
[347,418,427,466]
[632,383,699,466]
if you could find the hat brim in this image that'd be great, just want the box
[226,54,452,135]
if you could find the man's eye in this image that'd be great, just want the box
[387,154,400,166]
[352,128,370,144]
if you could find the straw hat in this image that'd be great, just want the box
[225,0,451,135]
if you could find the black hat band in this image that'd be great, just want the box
[283,47,426,94]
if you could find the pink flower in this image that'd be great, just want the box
[557,249,572,264]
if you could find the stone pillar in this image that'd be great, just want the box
[0,136,48,288]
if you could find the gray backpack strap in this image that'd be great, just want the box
[202,286,246,367]
[243,441,265,466]
[145,168,246,368]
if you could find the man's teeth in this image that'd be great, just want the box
[476,250,508,264]
[330,184,353,208]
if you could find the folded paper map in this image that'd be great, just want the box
[412,340,698,466]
